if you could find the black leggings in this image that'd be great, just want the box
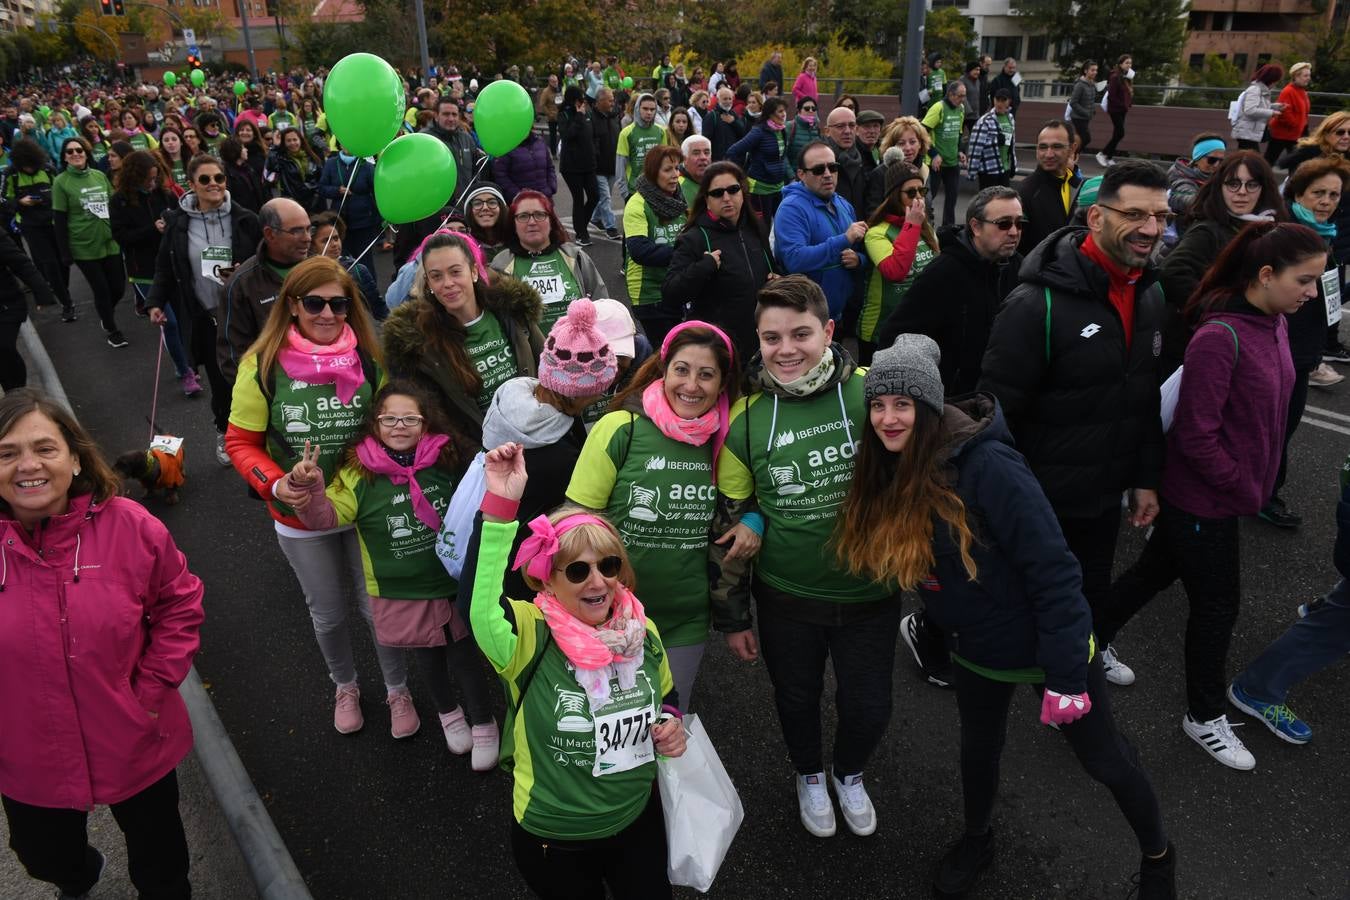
[74,254,125,332]
[1102,110,1128,159]
[928,163,961,229]
[954,654,1167,855]
[1273,364,1312,497]
[510,784,670,900]
[411,626,495,724]
[561,170,598,243]
[0,319,24,390]
[1095,500,1242,721]
[23,225,72,310]
[183,309,231,434]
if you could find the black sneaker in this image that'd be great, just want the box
[1323,347,1350,364]
[933,829,995,897]
[1258,496,1301,529]
[605,227,621,239]
[61,308,78,323]
[1128,842,1177,900]
[105,330,129,349]
[574,236,593,247]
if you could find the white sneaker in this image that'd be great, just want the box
[471,719,500,772]
[439,707,472,754]
[1102,644,1136,686]
[215,433,231,467]
[1182,713,1256,771]
[1309,363,1345,388]
[831,772,877,836]
[1096,152,1110,168]
[796,772,836,837]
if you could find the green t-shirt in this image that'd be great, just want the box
[269,111,298,131]
[170,160,188,191]
[465,309,519,411]
[678,175,699,207]
[622,194,683,306]
[567,411,717,646]
[717,370,889,602]
[469,519,674,839]
[327,461,457,599]
[859,222,938,343]
[50,167,117,261]
[996,113,1014,171]
[616,123,666,193]
[511,250,583,331]
[921,100,964,164]
[126,131,158,152]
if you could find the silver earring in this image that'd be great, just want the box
[73,468,81,476]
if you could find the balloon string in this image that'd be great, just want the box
[450,154,493,217]
[347,229,386,273]
[322,158,363,258]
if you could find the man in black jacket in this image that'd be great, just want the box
[1016,119,1082,256]
[978,160,1169,688]
[759,51,784,95]
[877,185,1023,394]
[990,57,1022,116]
[590,88,623,239]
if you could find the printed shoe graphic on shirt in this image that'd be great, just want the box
[386,514,414,539]
[554,687,593,733]
[768,461,808,496]
[629,483,661,522]
[281,402,313,434]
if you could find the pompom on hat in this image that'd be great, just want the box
[538,298,619,398]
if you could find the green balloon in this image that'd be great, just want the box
[233,80,247,96]
[473,79,533,158]
[190,69,206,88]
[374,133,456,224]
[38,105,50,116]
[622,76,634,90]
[163,71,177,87]
[323,52,405,157]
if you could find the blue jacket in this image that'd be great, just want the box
[918,393,1094,695]
[726,124,788,186]
[318,155,378,230]
[774,180,861,319]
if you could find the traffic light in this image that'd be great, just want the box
[112,0,124,13]
[186,53,201,68]
[99,0,112,14]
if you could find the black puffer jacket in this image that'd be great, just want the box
[876,225,1021,395]
[977,227,1165,519]
[1158,217,1239,375]
[0,230,53,322]
[558,106,596,175]
[109,187,174,280]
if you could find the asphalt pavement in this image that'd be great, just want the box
[5,166,1350,900]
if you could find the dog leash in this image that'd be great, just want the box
[148,324,165,446]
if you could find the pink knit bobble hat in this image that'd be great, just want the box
[538,298,619,397]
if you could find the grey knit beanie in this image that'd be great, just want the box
[865,333,944,412]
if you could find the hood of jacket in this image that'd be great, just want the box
[481,376,577,449]
[744,342,856,400]
[938,392,1009,465]
[178,190,233,219]
[1167,157,1204,186]
[1016,225,1157,298]
[780,178,839,210]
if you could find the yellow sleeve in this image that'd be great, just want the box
[565,412,626,508]
[227,355,269,431]
[324,465,362,526]
[715,395,756,500]
[922,102,943,132]
[864,222,895,268]
[622,194,650,238]
[647,619,675,697]
[616,123,633,157]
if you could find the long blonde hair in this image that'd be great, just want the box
[247,255,381,387]
[1298,110,1350,159]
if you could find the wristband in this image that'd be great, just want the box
[738,511,764,537]
[480,491,520,521]
[660,704,684,720]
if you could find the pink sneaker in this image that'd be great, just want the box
[334,683,363,734]
[439,707,472,754]
[471,719,500,772]
[180,370,203,397]
[387,689,420,739]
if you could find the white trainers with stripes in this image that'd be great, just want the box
[1182,713,1255,771]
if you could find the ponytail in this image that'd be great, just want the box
[1184,221,1328,327]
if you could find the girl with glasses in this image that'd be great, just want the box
[225,256,421,741]
[464,184,512,259]
[51,136,126,347]
[282,380,500,768]
[469,440,687,899]
[490,190,608,331]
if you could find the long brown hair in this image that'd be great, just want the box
[113,149,160,201]
[1184,150,1287,229]
[248,255,382,387]
[1184,221,1328,326]
[341,380,460,478]
[407,232,492,398]
[833,402,977,588]
[611,324,740,413]
[0,388,121,509]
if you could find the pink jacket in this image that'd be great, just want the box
[792,71,818,106]
[0,495,203,809]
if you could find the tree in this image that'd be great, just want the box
[181,7,238,46]
[923,7,978,79]
[1014,0,1187,82]
[1284,15,1350,97]
[72,7,119,60]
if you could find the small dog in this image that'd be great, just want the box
[115,439,186,505]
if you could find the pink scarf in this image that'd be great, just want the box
[534,586,647,711]
[354,433,451,531]
[645,320,734,481]
[277,323,363,404]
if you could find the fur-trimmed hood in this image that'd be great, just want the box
[382,269,542,371]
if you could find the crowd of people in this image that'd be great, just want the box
[0,45,1346,900]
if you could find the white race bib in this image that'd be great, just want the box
[523,274,566,305]
[1323,269,1342,326]
[201,245,232,284]
[592,704,655,776]
[83,198,109,220]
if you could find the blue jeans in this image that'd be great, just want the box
[590,174,616,231]
[1235,578,1350,704]
[132,282,190,378]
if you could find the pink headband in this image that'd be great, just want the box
[512,513,610,583]
[661,319,735,362]
[413,229,491,282]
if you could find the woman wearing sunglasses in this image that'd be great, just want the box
[566,320,753,710]
[467,441,687,899]
[786,96,821,172]
[145,153,263,460]
[725,96,791,225]
[51,136,126,347]
[663,161,779,361]
[857,161,939,365]
[225,255,420,739]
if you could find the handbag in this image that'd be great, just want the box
[657,714,744,893]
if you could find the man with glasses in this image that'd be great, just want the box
[1017,119,1083,255]
[218,198,313,382]
[980,159,1170,690]
[823,106,866,213]
[775,141,868,323]
[1167,133,1227,220]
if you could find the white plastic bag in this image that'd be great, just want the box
[1227,99,1242,126]
[436,450,486,579]
[658,714,743,893]
[1100,92,1109,112]
[1160,366,1182,433]
[1063,100,1072,122]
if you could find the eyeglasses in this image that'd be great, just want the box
[707,183,742,198]
[1334,129,1350,136]
[1096,204,1176,227]
[803,162,841,176]
[976,215,1029,231]
[900,186,928,199]
[280,224,317,237]
[376,414,425,428]
[799,105,816,112]
[514,210,549,222]
[556,556,623,584]
[1222,178,1262,194]
[469,197,500,209]
[297,294,350,315]
[195,172,227,185]
[1037,143,1069,152]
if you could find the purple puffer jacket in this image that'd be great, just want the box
[492,132,556,202]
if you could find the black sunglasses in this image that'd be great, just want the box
[196,172,227,185]
[900,186,928,199]
[707,183,742,198]
[799,105,816,112]
[558,556,623,584]
[298,294,350,315]
[804,163,841,176]
[977,216,1029,231]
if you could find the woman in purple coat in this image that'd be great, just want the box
[492,131,557,203]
